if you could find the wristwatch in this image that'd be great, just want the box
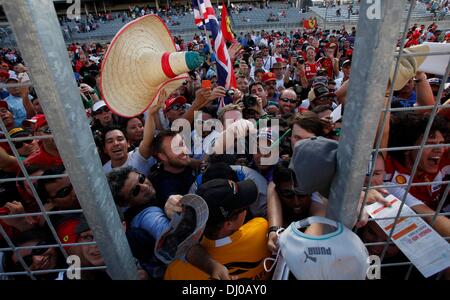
[268,226,282,236]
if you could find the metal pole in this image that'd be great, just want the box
[103,0,107,14]
[326,0,408,228]
[2,0,138,280]
[94,1,98,15]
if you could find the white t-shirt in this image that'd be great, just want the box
[263,56,276,71]
[103,147,156,177]
[276,78,285,90]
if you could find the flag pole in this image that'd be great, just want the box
[202,19,217,74]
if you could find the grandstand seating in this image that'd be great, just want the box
[0,1,447,45]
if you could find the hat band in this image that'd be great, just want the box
[161,52,177,79]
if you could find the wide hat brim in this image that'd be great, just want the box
[100,15,188,118]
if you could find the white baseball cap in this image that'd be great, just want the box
[279,216,369,280]
[92,100,107,113]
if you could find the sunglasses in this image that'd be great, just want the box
[52,185,73,199]
[130,173,146,197]
[276,187,309,199]
[37,127,52,134]
[13,138,33,149]
[280,98,297,104]
[15,241,51,269]
[168,104,186,112]
[93,107,110,115]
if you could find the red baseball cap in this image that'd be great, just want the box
[22,114,47,130]
[57,218,81,244]
[262,72,277,83]
[0,70,9,79]
[164,95,187,113]
[0,100,9,110]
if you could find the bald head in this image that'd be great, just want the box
[279,89,298,115]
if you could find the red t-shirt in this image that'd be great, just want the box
[304,62,321,80]
[384,155,450,211]
[24,145,63,170]
[317,57,334,79]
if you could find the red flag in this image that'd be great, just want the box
[303,18,317,30]
[221,2,235,42]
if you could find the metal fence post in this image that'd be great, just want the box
[326,0,408,228]
[2,0,138,279]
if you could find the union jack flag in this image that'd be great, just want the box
[192,0,236,107]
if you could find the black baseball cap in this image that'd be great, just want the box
[196,179,258,226]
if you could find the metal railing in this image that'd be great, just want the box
[0,0,137,280]
[328,0,450,280]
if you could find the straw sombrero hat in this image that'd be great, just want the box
[100,15,204,117]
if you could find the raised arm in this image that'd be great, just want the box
[138,93,166,159]
[181,87,225,125]
[267,181,283,253]
[19,86,35,119]
[414,72,435,109]
[0,146,18,173]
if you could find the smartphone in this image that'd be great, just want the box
[202,80,212,89]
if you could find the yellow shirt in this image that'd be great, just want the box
[164,217,270,280]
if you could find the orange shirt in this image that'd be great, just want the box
[164,218,271,280]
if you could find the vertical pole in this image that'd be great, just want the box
[326,0,408,228]
[103,0,107,14]
[156,0,160,10]
[94,1,98,15]
[2,0,139,280]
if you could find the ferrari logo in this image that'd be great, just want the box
[395,175,407,184]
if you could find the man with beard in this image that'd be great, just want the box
[107,167,232,280]
[150,130,197,208]
[262,72,280,102]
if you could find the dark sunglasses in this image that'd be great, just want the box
[37,127,52,134]
[93,107,110,115]
[16,241,51,269]
[280,98,297,104]
[276,187,308,199]
[13,139,33,149]
[52,185,73,199]
[131,173,146,197]
[168,104,186,112]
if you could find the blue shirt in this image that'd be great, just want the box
[5,94,32,127]
[130,206,170,240]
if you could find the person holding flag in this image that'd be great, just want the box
[192,0,237,108]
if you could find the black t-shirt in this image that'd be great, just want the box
[150,166,196,208]
[79,63,99,78]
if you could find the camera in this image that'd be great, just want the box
[298,57,305,65]
[243,94,258,108]
[225,89,235,97]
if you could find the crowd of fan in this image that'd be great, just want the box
[0,20,449,280]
